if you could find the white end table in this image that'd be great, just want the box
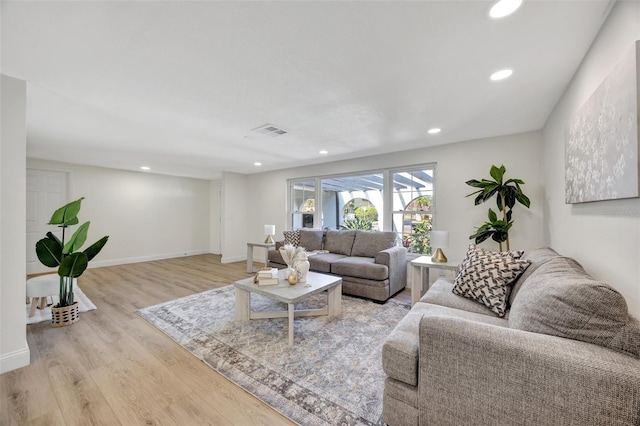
[411,256,460,306]
[246,242,276,273]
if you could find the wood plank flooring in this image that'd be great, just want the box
[1,255,296,426]
[2,254,410,425]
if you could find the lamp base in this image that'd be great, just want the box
[265,235,274,244]
[431,248,448,263]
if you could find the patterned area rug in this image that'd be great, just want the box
[136,285,410,426]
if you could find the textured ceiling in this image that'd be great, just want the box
[1,1,612,179]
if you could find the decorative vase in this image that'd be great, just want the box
[294,260,310,283]
[51,302,79,327]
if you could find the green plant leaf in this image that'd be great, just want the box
[84,236,109,262]
[58,252,88,278]
[35,238,63,267]
[516,192,531,208]
[63,221,90,254]
[48,197,84,226]
[488,208,497,223]
[491,230,508,243]
[489,165,504,183]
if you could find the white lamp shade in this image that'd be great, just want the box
[264,225,275,235]
[430,230,449,249]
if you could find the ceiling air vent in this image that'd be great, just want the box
[252,123,288,137]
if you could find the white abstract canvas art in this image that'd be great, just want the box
[565,41,640,204]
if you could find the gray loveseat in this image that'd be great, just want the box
[268,228,407,302]
[382,247,640,425]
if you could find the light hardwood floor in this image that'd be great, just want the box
[1,255,297,426]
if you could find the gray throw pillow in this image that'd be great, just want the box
[509,256,640,358]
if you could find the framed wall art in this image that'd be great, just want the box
[565,40,640,204]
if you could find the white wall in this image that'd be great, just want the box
[26,159,211,269]
[1,75,30,373]
[245,130,545,261]
[542,1,640,317]
[221,172,248,263]
[210,179,222,254]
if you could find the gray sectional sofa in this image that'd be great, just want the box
[268,228,407,302]
[382,247,640,425]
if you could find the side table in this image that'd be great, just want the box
[246,242,276,273]
[411,256,460,306]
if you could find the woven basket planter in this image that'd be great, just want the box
[51,302,79,327]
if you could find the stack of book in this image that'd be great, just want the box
[256,267,279,286]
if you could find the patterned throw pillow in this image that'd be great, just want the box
[452,244,530,317]
[283,229,300,247]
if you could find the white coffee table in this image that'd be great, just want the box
[234,270,342,345]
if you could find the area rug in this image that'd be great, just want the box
[26,285,97,325]
[136,285,410,426]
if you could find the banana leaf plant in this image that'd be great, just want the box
[466,165,530,251]
[35,198,109,307]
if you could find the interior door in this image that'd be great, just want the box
[26,169,69,274]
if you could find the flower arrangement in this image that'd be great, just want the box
[279,244,307,267]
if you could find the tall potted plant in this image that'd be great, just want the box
[466,165,530,251]
[35,197,109,327]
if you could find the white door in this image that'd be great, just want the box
[26,169,69,274]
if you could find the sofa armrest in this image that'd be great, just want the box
[376,246,407,295]
[418,315,640,426]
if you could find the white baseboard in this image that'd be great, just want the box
[221,255,245,264]
[0,345,30,374]
[90,250,211,268]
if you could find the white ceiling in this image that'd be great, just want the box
[1,1,612,180]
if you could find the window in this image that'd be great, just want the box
[289,179,316,229]
[287,164,435,254]
[391,167,434,254]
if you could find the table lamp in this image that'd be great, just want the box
[430,230,449,263]
[264,225,276,244]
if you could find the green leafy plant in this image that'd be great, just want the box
[405,218,432,254]
[466,165,530,251]
[340,216,373,231]
[35,198,109,307]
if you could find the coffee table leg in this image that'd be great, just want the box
[288,303,294,345]
[235,288,250,321]
[327,283,342,316]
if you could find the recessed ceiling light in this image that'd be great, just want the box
[428,128,441,134]
[254,162,262,166]
[319,150,329,155]
[489,0,522,19]
[140,166,150,171]
[490,69,513,81]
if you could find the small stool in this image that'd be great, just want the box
[26,275,65,317]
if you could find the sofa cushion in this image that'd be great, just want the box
[382,302,507,386]
[422,279,501,317]
[308,252,346,273]
[351,230,396,258]
[298,228,324,251]
[509,256,640,358]
[452,245,530,317]
[508,246,560,306]
[324,230,356,255]
[331,257,388,281]
[282,229,300,247]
